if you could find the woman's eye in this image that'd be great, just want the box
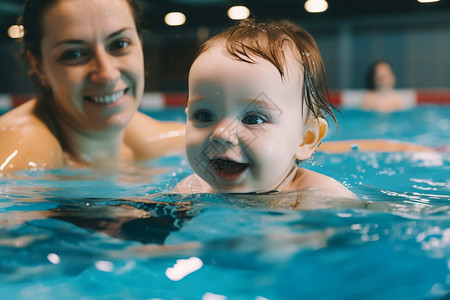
[242,113,267,125]
[110,40,131,53]
[193,110,214,123]
[59,49,88,64]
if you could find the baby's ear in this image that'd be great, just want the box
[295,117,328,160]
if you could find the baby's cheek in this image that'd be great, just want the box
[185,129,209,159]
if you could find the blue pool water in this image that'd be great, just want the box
[0,106,449,299]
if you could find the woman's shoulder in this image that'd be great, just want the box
[128,111,185,133]
[361,91,378,108]
[361,90,408,112]
[124,111,185,160]
[0,99,64,172]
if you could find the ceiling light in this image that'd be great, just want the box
[417,0,440,3]
[164,12,186,26]
[227,6,250,20]
[7,25,24,39]
[304,0,328,13]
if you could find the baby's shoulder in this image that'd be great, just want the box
[293,168,354,197]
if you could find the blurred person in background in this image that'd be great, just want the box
[361,61,409,112]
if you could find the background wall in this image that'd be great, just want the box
[311,11,450,90]
[1,10,450,93]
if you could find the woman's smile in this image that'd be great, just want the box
[84,88,129,105]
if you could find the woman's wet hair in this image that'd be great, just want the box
[18,0,144,98]
[195,18,337,123]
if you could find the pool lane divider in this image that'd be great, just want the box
[1,90,450,111]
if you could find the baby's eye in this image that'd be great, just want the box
[59,49,89,64]
[110,39,131,53]
[193,110,214,123]
[242,112,267,125]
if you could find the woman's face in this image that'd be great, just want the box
[374,62,395,90]
[33,0,144,133]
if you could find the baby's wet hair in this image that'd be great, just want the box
[195,18,337,124]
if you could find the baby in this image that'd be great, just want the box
[174,19,353,197]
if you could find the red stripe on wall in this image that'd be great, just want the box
[3,90,450,111]
[11,94,34,107]
[164,93,188,107]
[327,90,342,107]
[416,90,450,105]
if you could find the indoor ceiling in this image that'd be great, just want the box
[1,0,450,39]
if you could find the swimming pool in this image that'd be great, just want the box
[0,106,449,299]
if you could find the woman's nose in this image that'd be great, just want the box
[89,49,120,85]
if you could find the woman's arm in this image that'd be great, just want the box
[318,139,433,153]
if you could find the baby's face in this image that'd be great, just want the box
[185,43,306,193]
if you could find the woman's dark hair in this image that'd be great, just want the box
[20,0,143,58]
[18,0,144,98]
[365,60,390,90]
[195,18,337,123]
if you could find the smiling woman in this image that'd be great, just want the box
[0,0,185,173]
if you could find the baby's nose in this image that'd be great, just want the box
[210,119,239,146]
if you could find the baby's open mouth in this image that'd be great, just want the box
[210,158,249,180]
[84,88,128,105]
